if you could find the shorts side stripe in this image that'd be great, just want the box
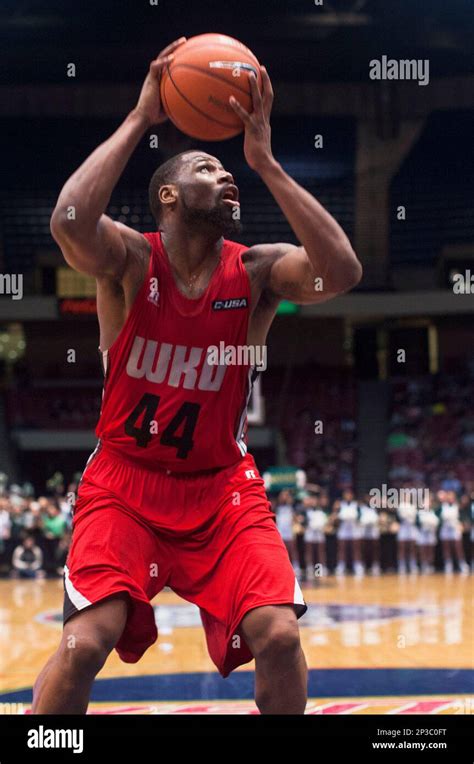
[294,577,306,607]
[64,564,92,611]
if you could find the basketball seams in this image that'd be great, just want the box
[168,62,256,98]
[173,39,259,67]
[163,63,244,134]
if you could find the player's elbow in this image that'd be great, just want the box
[324,248,362,294]
[50,206,70,245]
[344,253,363,291]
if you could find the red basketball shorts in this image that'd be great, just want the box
[63,443,307,677]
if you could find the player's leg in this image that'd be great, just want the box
[239,604,307,714]
[32,593,129,714]
[32,453,169,715]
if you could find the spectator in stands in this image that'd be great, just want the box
[0,497,12,573]
[54,529,71,577]
[57,482,77,527]
[41,501,67,577]
[8,499,27,563]
[22,500,44,541]
[10,534,45,579]
[441,471,462,495]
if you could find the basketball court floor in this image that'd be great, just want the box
[1,574,472,715]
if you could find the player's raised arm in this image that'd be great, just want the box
[229,66,362,304]
[50,38,187,280]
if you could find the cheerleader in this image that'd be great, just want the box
[304,494,329,580]
[416,499,439,574]
[397,500,419,574]
[274,490,297,569]
[438,490,469,575]
[334,489,364,577]
[359,494,381,575]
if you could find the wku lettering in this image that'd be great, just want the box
[126,336,227,391]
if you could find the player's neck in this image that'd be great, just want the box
[160,225,224,275]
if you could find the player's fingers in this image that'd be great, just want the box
[248,70,263,113]
[261,66,274,112]
[229,96,252,124]
[158,37,187,58]
[150,55,174,77]
[151,54,173,69]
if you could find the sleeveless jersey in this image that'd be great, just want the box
[95,231,257,472]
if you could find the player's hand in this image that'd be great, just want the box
[229,66,274,173]
[135,38,187,126]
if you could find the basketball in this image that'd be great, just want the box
[160,33,262,141]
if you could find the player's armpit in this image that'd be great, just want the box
[247,242,348,305]
[50,212,146,281]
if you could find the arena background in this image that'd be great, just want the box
[0,0,473,718]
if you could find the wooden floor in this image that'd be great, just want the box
[0,573,472,714]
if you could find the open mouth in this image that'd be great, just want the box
[221,186,240,206]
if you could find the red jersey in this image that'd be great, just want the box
[95,231,256,473]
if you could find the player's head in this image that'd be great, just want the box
[342,488,354,501]
[149,150,242,236]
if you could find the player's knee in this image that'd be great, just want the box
[253,616,301,664]
[58,633,113,677]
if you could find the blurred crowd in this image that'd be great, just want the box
[271,486,473,582]
[1,469,472,583]
[388,373,474,492]
[0,473,76,579]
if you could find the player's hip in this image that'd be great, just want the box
[73,441,269,533]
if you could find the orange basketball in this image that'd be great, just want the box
[160,33,262,141]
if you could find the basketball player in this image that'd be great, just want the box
[32,39,361,715]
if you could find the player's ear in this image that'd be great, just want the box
[159,184,178,208]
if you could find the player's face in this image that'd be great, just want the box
[178,153,242,235]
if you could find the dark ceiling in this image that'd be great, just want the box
[1,0,473,85]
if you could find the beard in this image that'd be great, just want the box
[181,196,242,237]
